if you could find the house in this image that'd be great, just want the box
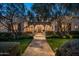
[0,16,79,33]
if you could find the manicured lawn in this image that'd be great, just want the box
[47,38,71,52]
[19,38,32,54]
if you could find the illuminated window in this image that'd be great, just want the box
[62,24,64,28]
[13,24,18,31]
[75,25,78,29]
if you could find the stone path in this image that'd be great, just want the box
[22,33,55,56]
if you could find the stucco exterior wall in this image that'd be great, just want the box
[0,16,79,32]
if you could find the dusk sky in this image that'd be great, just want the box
[24,3,32,9]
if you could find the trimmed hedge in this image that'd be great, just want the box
[46,31,79,39]
[0,32,33,41]
[69,31,79,35]
[69,31,79,38]
[0,32,14,41]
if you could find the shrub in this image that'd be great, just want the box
[56,39,79,56]
[68,31,79,38]
[69,31,79,35]
[0,32,33,41]
[0,32,14,41]
[62,36,66,39]
[46,31,79,39]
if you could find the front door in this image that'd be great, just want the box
[35,24,44,33]
[34,24,46,40]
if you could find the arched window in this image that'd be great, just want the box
[45,25,52,31]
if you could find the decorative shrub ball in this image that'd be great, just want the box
[56,39,79,56]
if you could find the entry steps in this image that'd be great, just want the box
[33,33,46,40]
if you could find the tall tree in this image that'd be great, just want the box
[32,3,54,21]
[27,10,34,21]
[62,3,79,16]
[0,3,26,39]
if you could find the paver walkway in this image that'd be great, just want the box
[22,33,55,56]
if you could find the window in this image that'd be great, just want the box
[75,25,78,29]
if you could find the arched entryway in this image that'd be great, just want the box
[34,24,45,40]
[34,24,44,33]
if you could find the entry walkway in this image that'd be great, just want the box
[33,33,46,40]
[22,33,55,56]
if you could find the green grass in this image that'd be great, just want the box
[0,36,32,55]
[47,38,71,52]
[19,38,32,54]
[11,37,33,55]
